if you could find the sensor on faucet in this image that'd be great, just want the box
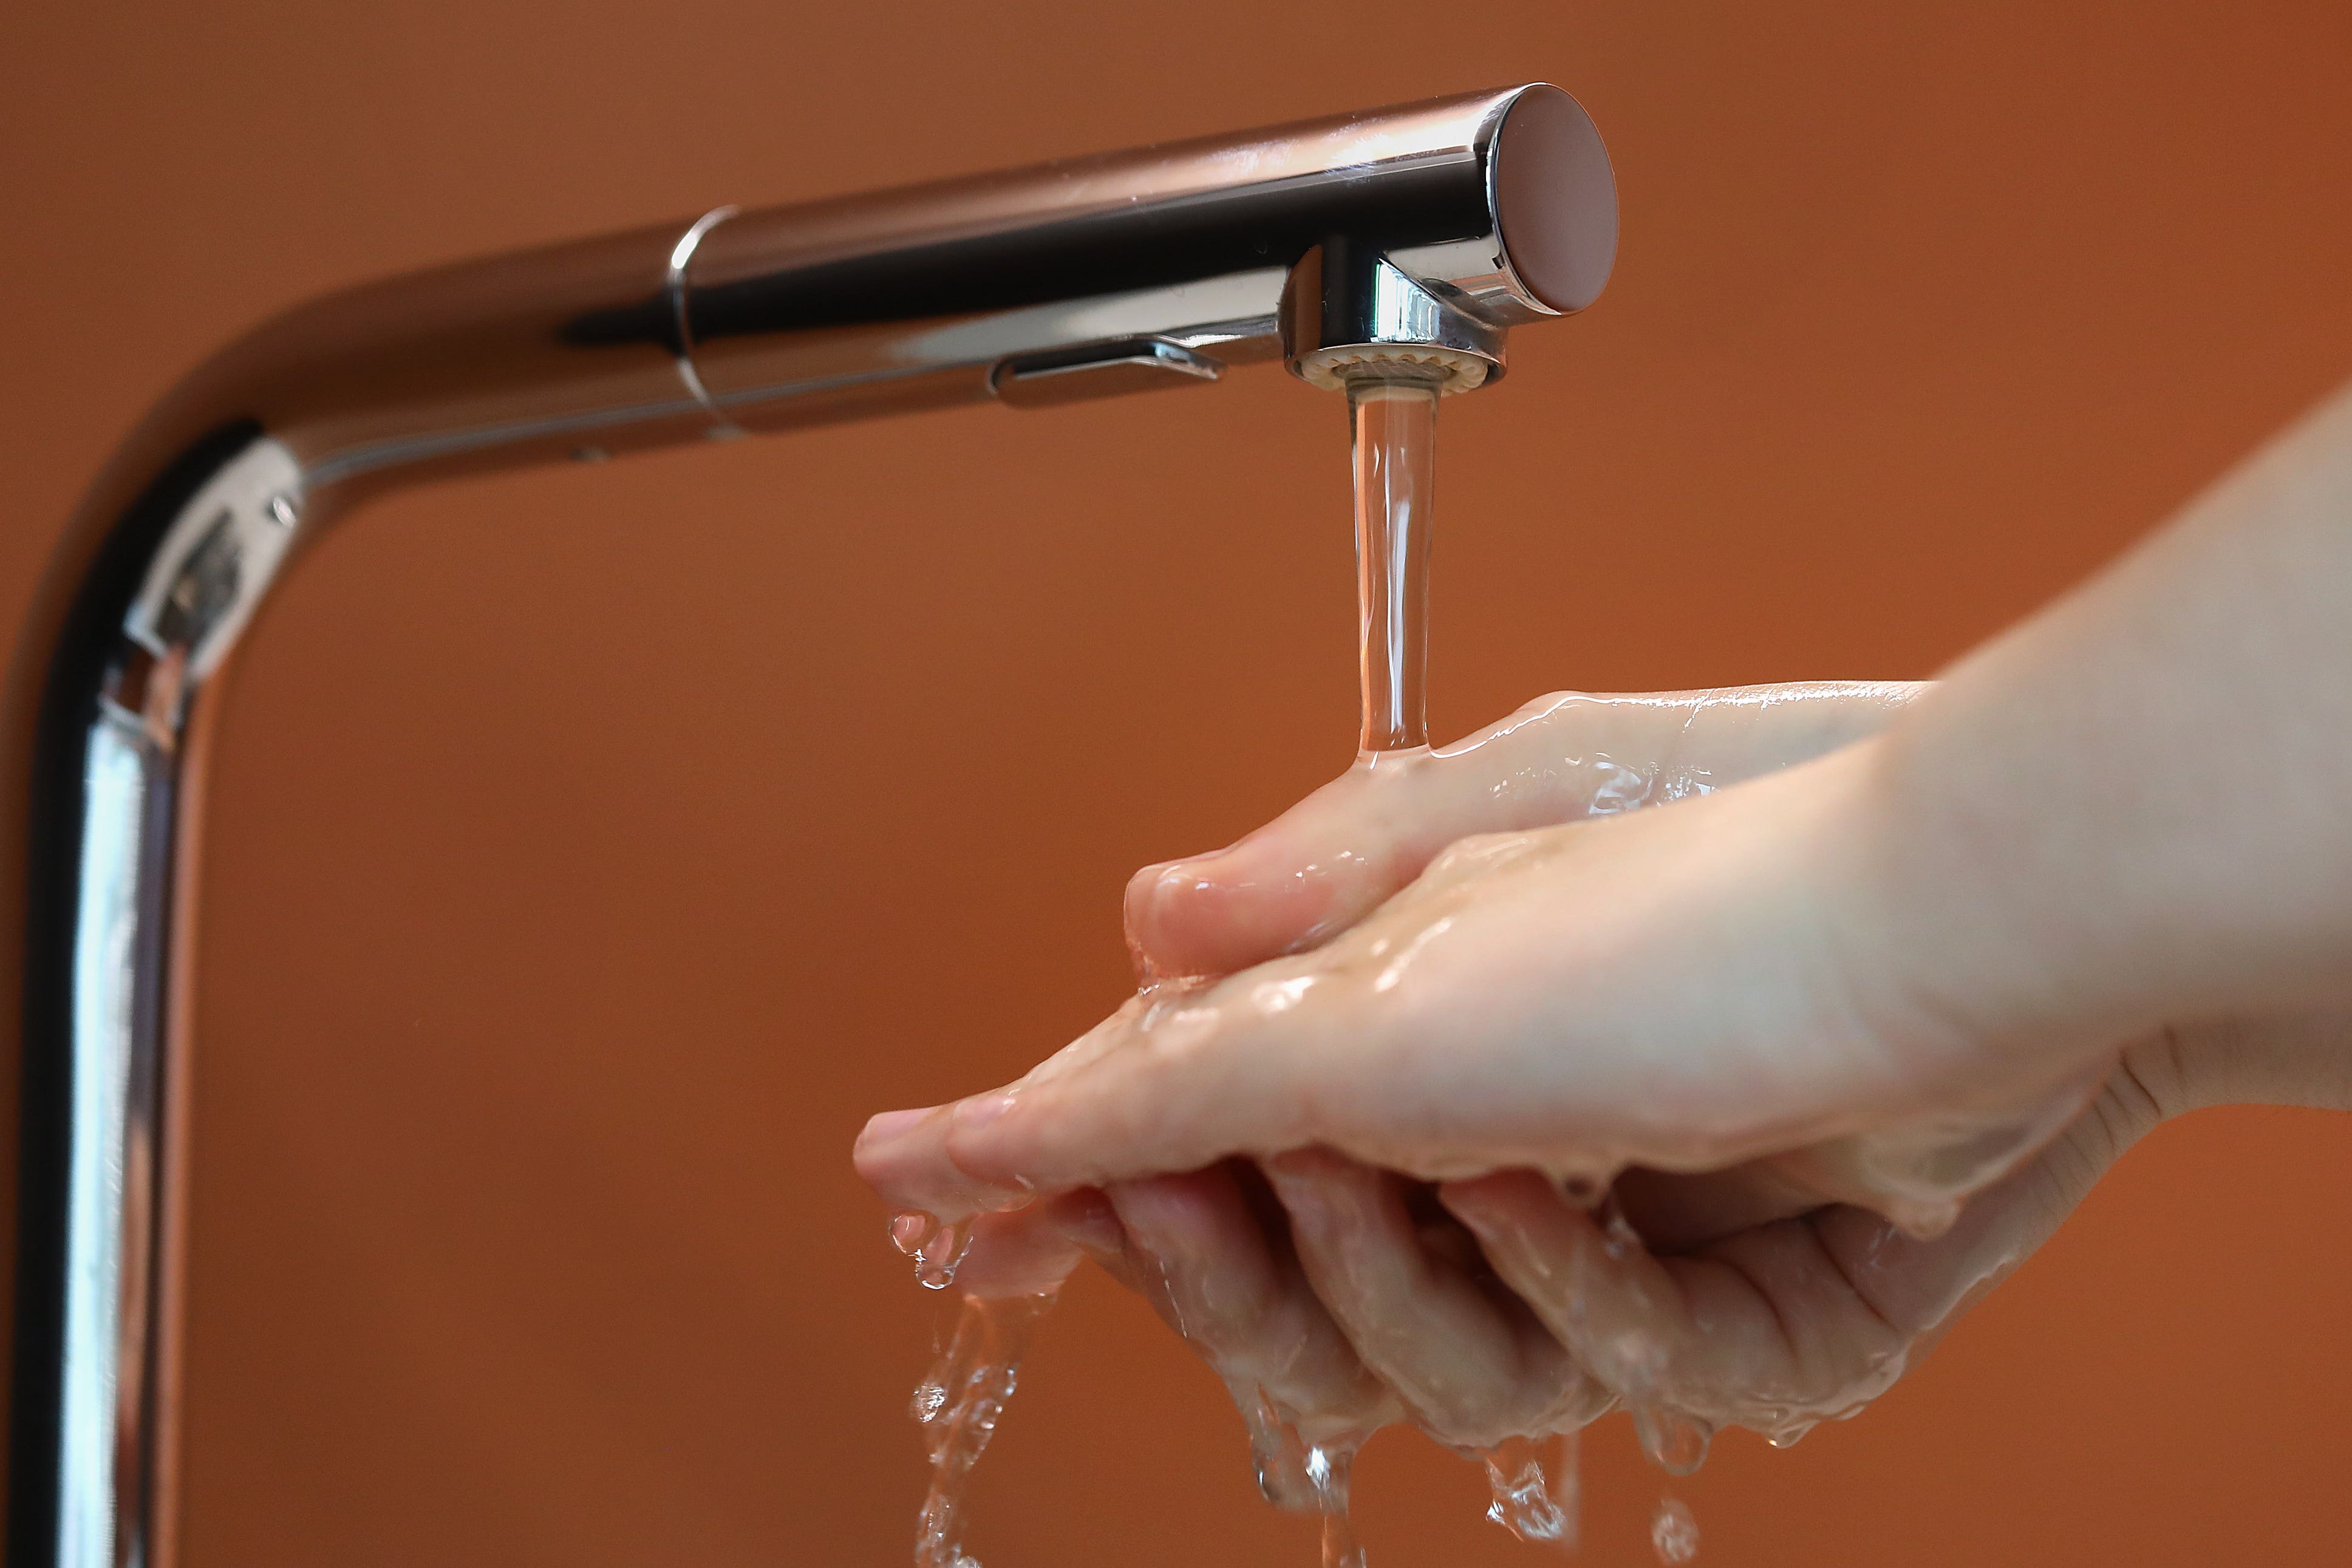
[0,83,1614,1567]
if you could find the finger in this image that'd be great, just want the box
[859,956,1343,1214]
[1817,1061,2161,1351]
[1266,1150,1607,1448]
[1762,1060,2109,1238]
[1442,1171,1907,1458]
[1609,1055,2107,1249]
[948,1189,1110,1300]
[854,990,1182,1219]
[854,1102,1034,1223]
[1446,1072,2151,1451]
[1103,1167,1397,1451]
[891,748,1936,1207]
[1127,683,1921,981]
[1611,1161,1830,1253]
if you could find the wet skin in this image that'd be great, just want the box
[858,378,2352,1452]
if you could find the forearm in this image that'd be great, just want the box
[1855,378,2352,1071]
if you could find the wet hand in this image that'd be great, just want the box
[857,675,2346,1451]
[862,680,2029,1449]
[856,678,2091,1232]
[885,681,2343,1448]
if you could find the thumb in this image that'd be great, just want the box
[1128,683,1921,981]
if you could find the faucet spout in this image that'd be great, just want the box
[1283,239,1512,392]
[0,83,1614,1567]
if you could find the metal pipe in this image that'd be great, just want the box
[0,82,1615,1566]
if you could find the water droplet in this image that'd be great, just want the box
[1601,1208,1644,1260]
[1218,1385,1369,1566]
[1632,1405,1713,1476]
[890,1212,937,1256]
[1612,1330,1669,1384]
[1478,1431,1578,1549]
[1651,1496,1699,1563]
[1233,1385,1319,1511]
[891,1212,973,1289]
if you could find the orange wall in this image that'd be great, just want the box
[5,3,2352,1563]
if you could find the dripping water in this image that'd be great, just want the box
[1651,1496,1700,1564]
[1233,1386,1369,1568]
[891,1210,973,1291]
[1477,1431,1578,1549]
[907,1290,1058,1568]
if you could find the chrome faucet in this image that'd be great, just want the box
[0,83,1615,1566]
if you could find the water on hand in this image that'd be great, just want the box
[891,1210,973,1292]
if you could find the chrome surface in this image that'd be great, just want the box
[1283,242,1509,392]
[1,83,1615,1567]
[30,436,304,1568]
[992,337,1224,408]
[665,205,747,438]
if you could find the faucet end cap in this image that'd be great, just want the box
[1491,84,1619,315]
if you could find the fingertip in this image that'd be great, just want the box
[1122,855,1220,980]
[1126,850,1295,980]
[1437,1169,1559,1224]
[1126,838,1362,980]
[850,1104,941,1189]
[854,1106,932,1156]
[853,1098,1034,1220]
[1260,1146,1349,1191]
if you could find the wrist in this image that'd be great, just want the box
[1824,715,2154,1088]
[2133,1012,2352,1117]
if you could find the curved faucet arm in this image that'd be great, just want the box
[0,83,1614,1567]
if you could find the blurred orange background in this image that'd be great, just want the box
[5,2,2352,1563]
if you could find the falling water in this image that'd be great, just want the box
[1478,1431,1579,1549]
[907,1290,1058,1568]
[1346,369,1442,756]
[1651,1496,1700,1563]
